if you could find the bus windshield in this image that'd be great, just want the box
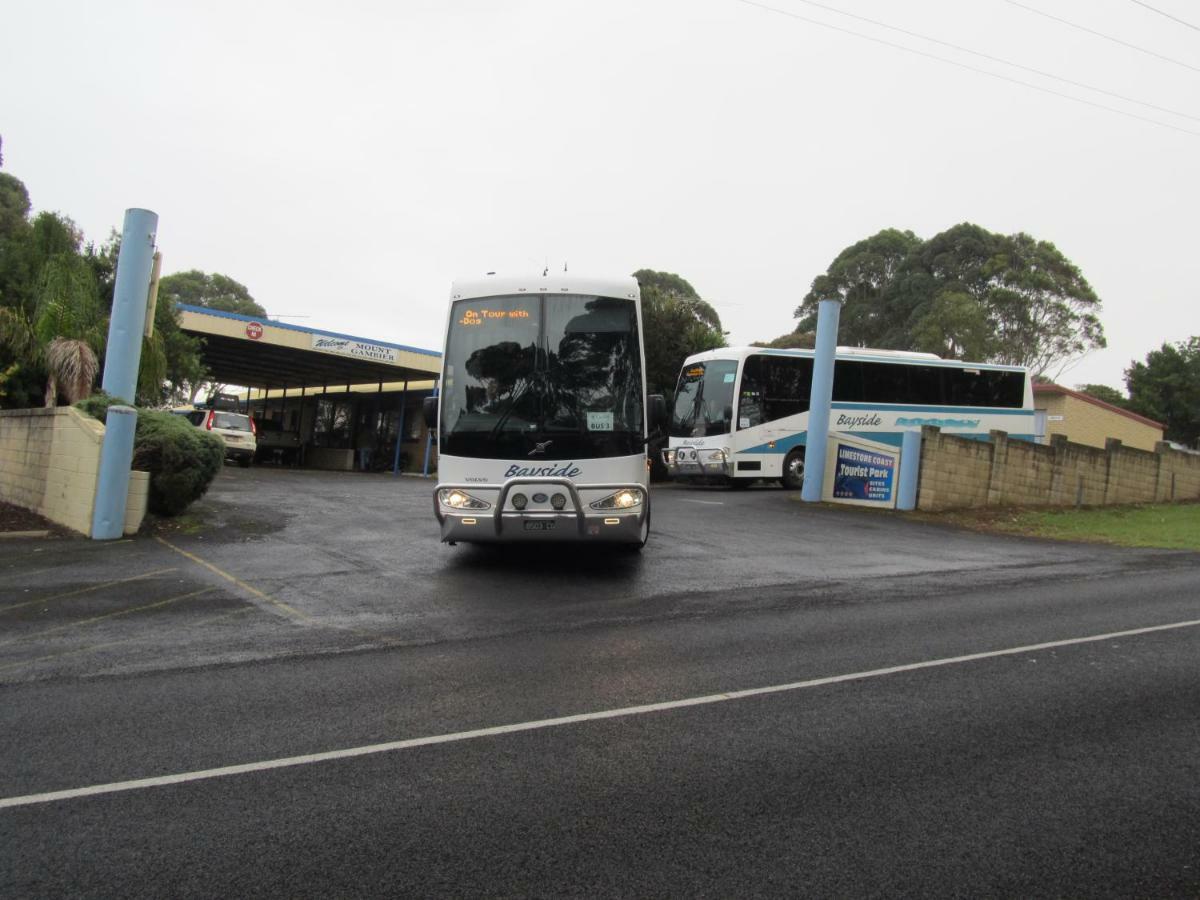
[670,359,737,438]
[440,293,644,460]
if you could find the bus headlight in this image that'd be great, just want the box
[438,488,491,510]
[590,488,644,510]
[662,448,676,466]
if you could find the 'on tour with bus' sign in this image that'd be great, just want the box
[822,434,900,509]
[311,335,399,364]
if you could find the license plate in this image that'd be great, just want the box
[523,520,555,532]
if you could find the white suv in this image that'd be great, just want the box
[173,407,257,467]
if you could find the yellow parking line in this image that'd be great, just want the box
[0,588,214,648]
[153,536,318,627]
[0,568,180,614]
[0,605,255,674]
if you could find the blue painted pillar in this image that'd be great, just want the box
[91,405,138,539]
[897,429,922,511]
[92,209,157,540]
[101,209,158,403]
[800,298,844,502]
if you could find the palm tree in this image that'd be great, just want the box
[44,337,98,407]
[0,245,106,408]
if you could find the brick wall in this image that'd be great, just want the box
[0,407,149,536]
[915,426,1200,512]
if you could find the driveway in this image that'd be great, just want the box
[2,465,1182,685]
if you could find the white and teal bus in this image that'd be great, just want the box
[663,346,1034,488]
[427,274,664,548]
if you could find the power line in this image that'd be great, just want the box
[734,0,1200,137]
[782,0,1200,123]
[1005,0,1200,74]
[1129,0,1200,33]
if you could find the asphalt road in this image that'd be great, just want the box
[2,468,1198,896]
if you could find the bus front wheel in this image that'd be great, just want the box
[781,450,805,490]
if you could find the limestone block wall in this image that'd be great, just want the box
[0,407,149,536]
[915,426,1200,511]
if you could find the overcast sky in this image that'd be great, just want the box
[4,0,1197,389]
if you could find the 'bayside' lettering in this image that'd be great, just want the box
[504,463,583,479]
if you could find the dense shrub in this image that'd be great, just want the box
[76,393,224,516]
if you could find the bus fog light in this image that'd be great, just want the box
[439,488,491,511]
[590,488,644,510]
[511,493,528,510]
[551,493,566,510]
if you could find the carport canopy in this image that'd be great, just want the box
[177,304,441,391]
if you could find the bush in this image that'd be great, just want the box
[76,393,224,516]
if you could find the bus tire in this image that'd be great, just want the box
[780,449,805,490]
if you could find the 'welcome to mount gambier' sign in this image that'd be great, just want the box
[310,335,399,364]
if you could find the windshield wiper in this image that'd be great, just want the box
[487,376,536,441]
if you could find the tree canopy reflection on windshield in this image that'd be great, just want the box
[670,359,737,438]
[441,294,644,460]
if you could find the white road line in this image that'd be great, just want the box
[679,499,725,505]
[3,616,1198,811]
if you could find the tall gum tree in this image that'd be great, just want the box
[791,223,1105,379]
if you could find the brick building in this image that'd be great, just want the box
[1033,383,1163,452]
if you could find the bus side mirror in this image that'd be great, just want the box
[423,397,439,429]
[648,394,667,430]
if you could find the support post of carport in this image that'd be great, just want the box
[422,382,438,477]
[393,380,408,475]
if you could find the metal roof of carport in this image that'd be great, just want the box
[177,304,441,390]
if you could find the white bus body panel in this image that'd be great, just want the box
[434,273,650,544]
[666,346,1035,482]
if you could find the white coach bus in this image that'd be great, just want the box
[663,346,1034,488]
[426,273,665,548]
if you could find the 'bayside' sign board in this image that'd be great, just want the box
[821,432,900,509]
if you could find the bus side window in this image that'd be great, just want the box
[738,355,765,429]
[762,355,811,420]
[860,361,907,405]
[832,361,864,403]
[907,365,944,405]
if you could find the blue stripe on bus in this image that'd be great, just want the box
[741,431,1040,454]
[831,402,1032,415]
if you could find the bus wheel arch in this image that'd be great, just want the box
[781,449,805,490]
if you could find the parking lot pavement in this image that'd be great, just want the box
[3,465,1188,685]
[0,531,366,685]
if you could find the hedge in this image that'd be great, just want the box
[76,393,224,516]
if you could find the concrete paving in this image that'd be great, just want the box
[0,466,1160,684]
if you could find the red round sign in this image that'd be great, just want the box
[245,321,264,340]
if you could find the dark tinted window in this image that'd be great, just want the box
[944,368,1025,407]
[441,294,645,459]
[671,360,737,437]
[831,360,864,403]
[738,354,814,428]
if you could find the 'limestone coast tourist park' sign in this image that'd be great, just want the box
[821,432,900,509]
